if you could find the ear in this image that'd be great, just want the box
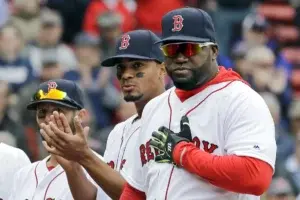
[211,46,218,60]
[158,62,166,78]
[77,109,90,125]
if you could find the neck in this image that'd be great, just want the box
[135,86,165,117]
[47,155,59,167]
[192,63,219,90]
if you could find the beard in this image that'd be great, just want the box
[166,63,213,91]
[124,93,143,102]
[166,68,201,90]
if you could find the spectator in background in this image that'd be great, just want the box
[64,32,120,134]
[233,13,293,79]
[97,11,122,59]
[213,0,254,56]
[0,81,30,159]
[284,132,300,195]
[44,0,90,44]
[246,46,288,96]
[0,0,10,27]
[260,92,294,176]
[245,46,291,123]
[134,0,184,34]
[9,0,41,44]
[289,100,300,136]
[265,176,296,200]
[27,8,77,75]
[0,23,35,93]
[83,0,136,37]
[16,50,65,161]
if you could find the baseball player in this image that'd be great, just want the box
[39,30,165,199]
[120,8,277,200]
[0,143,30,200]
[8,79,106,200]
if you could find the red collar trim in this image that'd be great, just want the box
[175,67,246,102]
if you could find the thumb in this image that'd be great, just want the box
[180,116,190,133]
[83,126,90,138]
[180,115,192,140]
[74,116,84,137]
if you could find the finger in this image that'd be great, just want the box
[59,113,72,134]
[49,122,71,143]
[155,154,170,163]
[50,114,56,125]
[42,141,64,157]
[53,111,64,132]
[180,116,190,132]
[158,126,173,135]
[83,126,90,138]
[180,116,192,140]
[150,138,165,150]
[40,128,53,146]
[152,131,167,142]
[74,116,85,138]
[44,122,67,147]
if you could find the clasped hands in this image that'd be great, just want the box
[150,116,192,165]
[39,111,90,163]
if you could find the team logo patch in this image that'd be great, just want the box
[119,34,130,50]
[172,15,184,32]
[47,81,58,92]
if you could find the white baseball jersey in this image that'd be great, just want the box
[104,114,140,172]
[102,114,141,200]
[9,154,107,200]
[0,143,31,200]
[122,81,277,200]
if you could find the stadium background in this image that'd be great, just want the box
[0,0,299,198]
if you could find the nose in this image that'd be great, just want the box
[44,113,51,124]
[173,53,189,64]
[122,68,135,80]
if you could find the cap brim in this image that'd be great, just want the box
[27,99,80,110]
[155,36,211,44]
[101,54,161,67]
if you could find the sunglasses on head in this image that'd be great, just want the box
[160,42,215,58]
[33,88,81,109]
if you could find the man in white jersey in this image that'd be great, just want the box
[8,79,106,200]
[39,30,166,199]
[119,8,277,200]
[0,143,30,200]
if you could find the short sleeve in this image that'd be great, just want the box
[17,149,31,167]
[224,89,277,170]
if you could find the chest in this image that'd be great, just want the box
[16,165,70,200]
[140,90,228,160]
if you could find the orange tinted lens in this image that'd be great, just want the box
[162,43,202,57]
[183,43,201,57]
[161,44,180,57]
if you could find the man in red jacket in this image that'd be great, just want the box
[120,7,276,200]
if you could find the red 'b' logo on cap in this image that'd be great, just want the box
[119,34,130,50]
[47,81,57,92]
[172,15,184,32]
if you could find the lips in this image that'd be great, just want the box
[122,84,135,92]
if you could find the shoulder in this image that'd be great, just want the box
[0,143,30,163]
[142,88,174,117]
[223,81,267,109]
[107,114,138,141]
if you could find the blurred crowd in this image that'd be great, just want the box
[0,0,300,199]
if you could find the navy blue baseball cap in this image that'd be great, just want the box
[156,7,216,44]
[101,29,164,67]
[27,79,84,110]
